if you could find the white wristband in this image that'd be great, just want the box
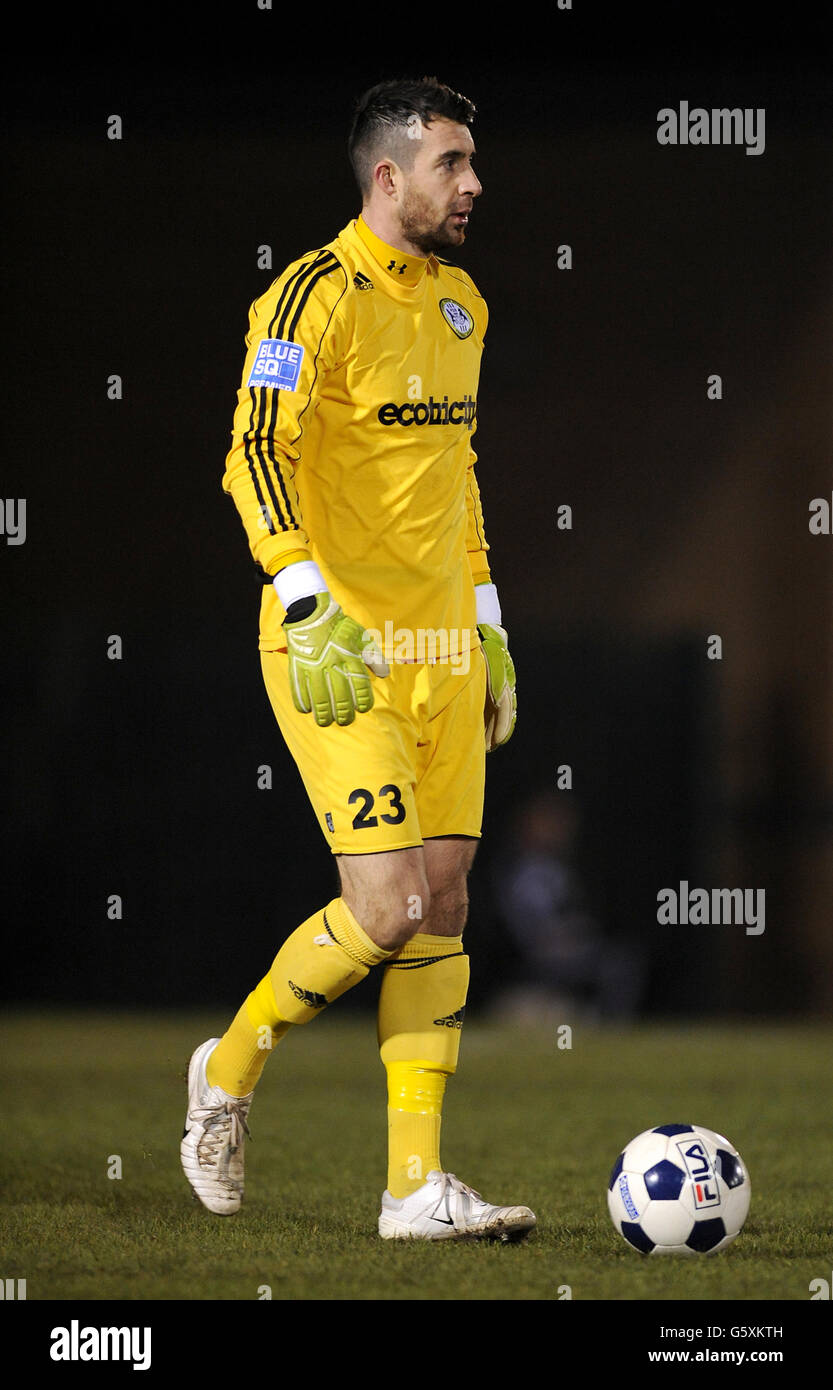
[475,582,502,626]
[272,560,327,609]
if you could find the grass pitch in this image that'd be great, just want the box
[1,1010,830,1301]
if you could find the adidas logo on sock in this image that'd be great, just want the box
[288,980,328,1009]
[433,1008,466,1029]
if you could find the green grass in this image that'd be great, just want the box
[1,1011,831,1300]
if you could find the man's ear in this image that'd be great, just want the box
[373,157,401,199]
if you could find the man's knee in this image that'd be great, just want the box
[424,879,470,937]
[422,839,477,938]
[356,885,433,951]
[337,853,432,951]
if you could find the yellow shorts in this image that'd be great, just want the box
[260,649,487,854]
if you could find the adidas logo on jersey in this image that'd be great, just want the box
[433,1008,466,1029]
[353,272,374,291]
[288,980,328,1009]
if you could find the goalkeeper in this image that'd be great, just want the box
[181,76,535,1242]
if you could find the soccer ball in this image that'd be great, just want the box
[607,1124,750,1255]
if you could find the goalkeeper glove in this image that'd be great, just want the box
[283,592,389,727]
[478,623,517,752]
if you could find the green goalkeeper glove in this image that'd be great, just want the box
[283,592,389,727]
[478,623,517,752]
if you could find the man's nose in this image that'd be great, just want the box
[460,169,482,198]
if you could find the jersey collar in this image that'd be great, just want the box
[355,215,437,285]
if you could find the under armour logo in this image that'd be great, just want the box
[387,259,407,275]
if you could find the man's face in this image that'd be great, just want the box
[395,117,482,255]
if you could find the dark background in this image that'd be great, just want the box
[3,3,832,1017]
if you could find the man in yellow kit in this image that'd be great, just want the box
[181,76,536,1241]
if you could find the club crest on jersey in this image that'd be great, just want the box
[439,297,473,339]
[248,338,305,391]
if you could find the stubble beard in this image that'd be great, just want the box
[398,186,466,256]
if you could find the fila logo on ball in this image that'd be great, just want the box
[677,1140,721,1209]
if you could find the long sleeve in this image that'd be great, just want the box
[222,248,350,577]
[465,440,491,587]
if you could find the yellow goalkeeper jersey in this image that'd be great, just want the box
[222,215,491,654]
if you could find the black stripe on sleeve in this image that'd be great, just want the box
[265,258,345,499]
[267,250,331,338]
[264,388,298,529]
[241,261,317,535]
[243,390,277,534]
[284,259,340,343]
[242,251,334,533]
[250,386,290,531]
[248,249,342,532]
[276,252,339,340]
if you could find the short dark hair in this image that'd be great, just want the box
[348,76,476,198]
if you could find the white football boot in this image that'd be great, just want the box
[180,1038,252,1215]
[378,1170,536,1242]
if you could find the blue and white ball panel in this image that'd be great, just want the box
[687,1218,728,1253]
[622,1130,668,1171]
[639,1193,698,1248]
[719,1167,751,1233]
[716,1148,746,1188]
[620,1221,654,1254]
[644,1158,685,1201]
[247,338,305,391]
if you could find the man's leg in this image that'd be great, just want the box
[206,827,470,1113]
[372,836,537,1240]
[181,651,433,1214]
[365,836,476,1199]
[181,846,429,1213]
[207,848,429,1095]
[368,655,486,1200]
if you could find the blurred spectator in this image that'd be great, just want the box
[492,789,645,1023]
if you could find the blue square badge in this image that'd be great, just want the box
[247,338,305,390]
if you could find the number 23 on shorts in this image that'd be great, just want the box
[348,784,406,829]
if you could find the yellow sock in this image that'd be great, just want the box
[205,976,291,1097]
[207,898,392,1095]
[385,1061,447,1197]
[378,933,469,1198]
